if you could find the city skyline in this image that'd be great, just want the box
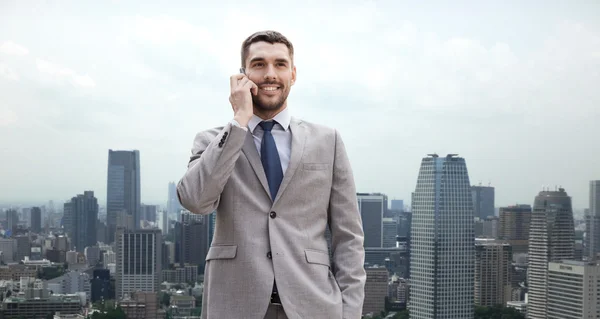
[1,1,600,209]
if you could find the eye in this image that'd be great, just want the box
[253,62,265,68]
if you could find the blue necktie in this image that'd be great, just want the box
[259,121,284,200]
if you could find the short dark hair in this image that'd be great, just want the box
[241,30,294,68]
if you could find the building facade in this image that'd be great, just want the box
[358,193,386,248]
[498,205,532,255]
[474,240,512,307]
[409,154,475,319]
[107,150,141,242]
[472,185,495,219]
[547,260,600,319]
[585,180,600,260]
[115,228,162,299]
[527,188,575,319]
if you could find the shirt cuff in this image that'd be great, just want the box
[230,119,248,131]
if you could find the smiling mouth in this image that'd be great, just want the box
[260,85,280,92]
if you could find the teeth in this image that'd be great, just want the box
[262,87,278,91]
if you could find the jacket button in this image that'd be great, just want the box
[267,251,272,259]
[269,211,277,219]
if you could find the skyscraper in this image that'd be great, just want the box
[527,188,575,319]
[409,154,475,319]
[585,180,600,260]
[498,205,532,255]
[63,191,98,252]
[474,239,512,307]
[30,207,42,233]
[107,150,141,242]
[6,209,18,234]
[115,228,162,299]
[167,181,181,215]
[472,185,495,219]
[177,211,210,271]
[358,193,385,248]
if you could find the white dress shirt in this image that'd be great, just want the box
[231,107,292,174]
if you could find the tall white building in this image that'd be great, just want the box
[409,154,475,319]
[547,260,600,319]
[527,188,575,319]
[115,228,162,299]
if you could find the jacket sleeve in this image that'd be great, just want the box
[177,122,247,215]
[328,129,366,319]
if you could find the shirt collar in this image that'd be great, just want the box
[248,107,291,133]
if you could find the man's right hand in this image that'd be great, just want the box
[229,73,258,127]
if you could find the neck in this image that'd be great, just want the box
[254,104,287,120]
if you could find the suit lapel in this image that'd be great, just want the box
[241,129,271,199]
[273,117,306,205]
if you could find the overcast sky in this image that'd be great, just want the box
[1,1,599,210]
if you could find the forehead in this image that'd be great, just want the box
[246,41,292,62]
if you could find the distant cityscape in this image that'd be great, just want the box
[0,149,598,319]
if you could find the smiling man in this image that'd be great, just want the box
[177,30,366,319]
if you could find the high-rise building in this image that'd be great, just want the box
[141,204,157,223]
[391,199,404,212]
[527,188,575,319]
[472,185,495,219]
[382,218,397,248]
[15,235,31,262]
[107,150,141,242]
[362,266,389,316]
[585,180,600,260]
[6,209,18,234]
[474,239,512,307]
[177,211,210,271]
[358,193,385,248]
[115,228,162,299]
[498,205,532,255]
[64,191,98,252]
[547,260,600,319]
[167,181,181,215]
[30,207,42,233]
[409,154,475,319]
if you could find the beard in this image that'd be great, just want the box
[252,82,290,112]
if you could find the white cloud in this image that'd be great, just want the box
[0,63,19,81]
[0,41,29,55]
[36,58,96,88]
[0,108,18,127]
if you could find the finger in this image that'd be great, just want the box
[230,74,246,89]
[237,77,249,90]
[242,80,256,93]
[249,81,259,96]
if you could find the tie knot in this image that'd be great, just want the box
[259,121,277,132]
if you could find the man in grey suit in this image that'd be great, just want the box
[177,30,366,319]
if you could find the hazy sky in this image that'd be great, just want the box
[1,1,599,209]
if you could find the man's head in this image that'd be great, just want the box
[241,31,296,115]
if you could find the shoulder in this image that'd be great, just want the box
[294,117,339,139]
[194,126,225,141]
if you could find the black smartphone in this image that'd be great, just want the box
[239,67,245,74]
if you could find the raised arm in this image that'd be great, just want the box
[177,123,247,215]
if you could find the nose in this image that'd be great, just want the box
[263,64,277,81]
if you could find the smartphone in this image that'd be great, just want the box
[239,67,245,74]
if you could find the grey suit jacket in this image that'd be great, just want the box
[177,117,366,319]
